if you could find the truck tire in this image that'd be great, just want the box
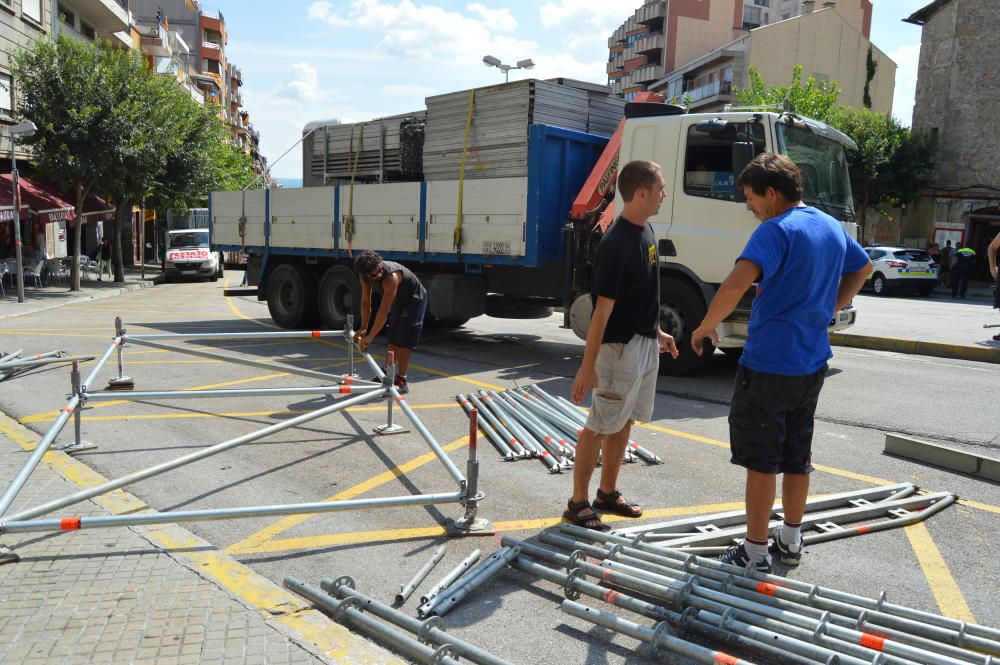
[318,265,361,330]
[658,277,715,376]
[266,263,318,329]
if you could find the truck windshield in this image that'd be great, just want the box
[776,123,855,221]
[169,232,209,249]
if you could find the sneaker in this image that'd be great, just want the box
[394,376,409,395]
[719,542,772,574]
[770,527,804,566]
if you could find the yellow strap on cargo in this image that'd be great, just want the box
[345,123,364,257]
[454,89,476,257]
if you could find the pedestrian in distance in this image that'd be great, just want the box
[690,153,872,572]
[354,250,427,395]
[939,239,953,285]
[565,160,679,532]
[950,243,975,299]
[98,238,112,281]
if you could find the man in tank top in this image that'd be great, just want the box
[355,250,427,394]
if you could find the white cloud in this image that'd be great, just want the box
[306,0,535,61]
[381,83,437,98]
[890,43,920,127]
[275,62,322,104]
[539,0,637,32]
[466,3,517,32]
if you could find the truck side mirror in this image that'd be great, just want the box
[731,142,755,202]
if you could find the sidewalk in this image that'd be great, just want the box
[0,414,399,665]
[831,283,1000,364]
[0,264,162,320]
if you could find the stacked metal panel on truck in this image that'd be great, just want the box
[545,78,627,136]
[303,112,426,187]
[422,80,590,181]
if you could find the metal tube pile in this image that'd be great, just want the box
[457,383,663,473]
[501,531,1000,665]
[284,575,517,665]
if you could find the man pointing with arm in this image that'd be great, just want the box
[691,153,871,571]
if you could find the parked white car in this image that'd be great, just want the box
[165,229,223,282]
[863,246,938,296]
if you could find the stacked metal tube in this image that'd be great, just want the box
[0,349,95,382]
[500,531,1000,665]
[457,383,664,473]
[284,575,517,665]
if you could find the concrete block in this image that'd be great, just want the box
[884,432,1000,480]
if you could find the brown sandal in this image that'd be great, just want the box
[563,499,611,532]
[593,489,643,518]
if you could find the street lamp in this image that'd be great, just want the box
[9,120,37,304]
[482,55,535,83]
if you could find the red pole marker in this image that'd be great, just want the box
[60,517,82,531]
[311,331,321,337]
[469,408,478,452]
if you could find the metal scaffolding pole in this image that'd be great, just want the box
[394,544,447,606]
[322,576,517,665]
[5,388,387,523]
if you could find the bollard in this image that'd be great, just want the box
[106,316,134,390]
[445,407,495,536]
[54,362,96,454]
[394,544,447,606]
[374,350,407,435]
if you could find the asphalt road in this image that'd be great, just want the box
[1,278,997,664]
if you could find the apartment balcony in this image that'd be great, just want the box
[69,0,130,34]
[685,79,734,105]
[201,41,224,61]
[635,0,666,25]
[635,31,664,54]
[230,65,242,85]
[140,24,171,57]
[200,11,228,44]
[632,64,662,84]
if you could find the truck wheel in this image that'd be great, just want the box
[318,265,361,330]
[267,263,318,329]
[658,277,714,376]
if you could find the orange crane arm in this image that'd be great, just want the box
[569,91,664,221]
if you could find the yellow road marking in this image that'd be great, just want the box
[226,435,471,555]
[957,499,1000,514]
[904,523,978,622]
[634,421,729,449]
[0,413,403,664]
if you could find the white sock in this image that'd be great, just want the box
[781,522,802,547]
[744,537,769,562]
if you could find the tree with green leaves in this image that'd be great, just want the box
[12,36,139,290]
[735,64,841,121]
[826,106,936,242]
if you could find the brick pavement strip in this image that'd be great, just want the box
[0,413,403,665]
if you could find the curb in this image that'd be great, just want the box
[830,333,1000,364]
[0,279,156,320]
[0,411,403,665]
[884,432,1000,481]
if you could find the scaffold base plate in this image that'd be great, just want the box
[444,517,496,537]
[106,377,135,391]
[54,441,98,454]
[373,424,408,436]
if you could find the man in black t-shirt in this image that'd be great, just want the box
[355,250,427,394]
[565,161,679,531]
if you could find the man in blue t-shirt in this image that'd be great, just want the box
[691,153,872,572]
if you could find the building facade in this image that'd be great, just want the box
[608,0,876,104]
[653,7,893,114]
[900,0,1000,280]
[1,0,54,163]
[51,0,132,47]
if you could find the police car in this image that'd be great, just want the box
[863,246,938,296]
[165,229,223,282]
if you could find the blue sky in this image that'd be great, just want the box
[214,1,933,179]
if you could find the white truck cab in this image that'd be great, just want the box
[569,108,860,371]
[164,228,223,282]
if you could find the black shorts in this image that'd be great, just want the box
[728,364,827,474]
[387,296,426,349]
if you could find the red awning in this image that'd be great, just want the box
[76,193,115,222]
[0,174,75,224]
[0,176,31,223]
